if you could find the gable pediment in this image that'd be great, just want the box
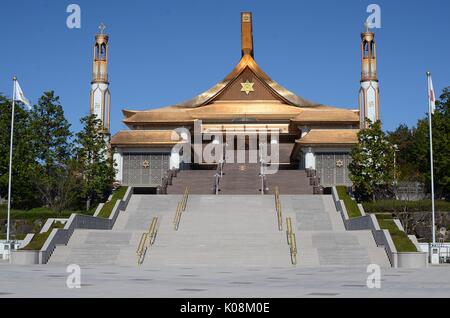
[214,66,278,102]
[176,54,321,108]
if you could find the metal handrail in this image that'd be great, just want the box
[286,217,297,265]
[286,217,292,245]
[173,187,189,231]
[173,201,182,231]
[148,217,158,245]
[275,186,282,231]
[136,233,148,255]
[290,233,298,265]
[181,187,189,211]
[137,217,159,265]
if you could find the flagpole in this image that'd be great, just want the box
[6,76,17,243]
[427,71,436,245]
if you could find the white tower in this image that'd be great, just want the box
[90,23,111,135]
[359,24,380,128]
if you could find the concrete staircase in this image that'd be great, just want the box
[219,163,262,195]
[49,195,179,266]
[266,169,313,195]
[167,169,216,194]
[281,195,390,267]
[49,194,390,268]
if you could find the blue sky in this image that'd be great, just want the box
[1,0,449,134]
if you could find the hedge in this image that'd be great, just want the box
[97,187,128,219]
[363,200,450,213]
[20,221,66,251]
[336,186,362,218]
[376,215,418,252]
[0,206,95,220]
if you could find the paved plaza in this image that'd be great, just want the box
[1,262,450,298]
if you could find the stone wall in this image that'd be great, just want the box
[331,187,428,268]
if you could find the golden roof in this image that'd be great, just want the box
[122,101,360,124]
[120,12,358,128]
[123,107,193,124]
[292,108,360,123]
[187,101,302,120]
[296,129,359,146]
[110,130,184,147]
[174,54,321,108]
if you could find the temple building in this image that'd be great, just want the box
[104,12,380,191]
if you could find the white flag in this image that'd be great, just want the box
[14,80,31,109]
[428,73,436,115]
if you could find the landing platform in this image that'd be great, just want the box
[1,263,449,297]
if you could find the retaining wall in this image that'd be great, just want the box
[11,187,133,265]
[331,187,428,268]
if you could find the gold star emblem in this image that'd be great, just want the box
[142,160,150,168]
[336,160,344,168]
[240,80,255,95]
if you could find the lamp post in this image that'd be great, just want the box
[393,144,399,185]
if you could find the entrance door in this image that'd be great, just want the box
[122,153,170,187]
[316,152,352,186]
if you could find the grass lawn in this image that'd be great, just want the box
[97,187,128,219]
[20,221,66,251]
[376,216,418,252]
[336,186,362,218]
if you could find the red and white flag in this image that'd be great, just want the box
[428,73,436,115]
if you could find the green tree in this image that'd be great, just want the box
[75,114,115,210]
[387,124,420,181]
[30,91,74,212]
[412,87,450,200]
[349,120,396,202]
[0,95,38,208]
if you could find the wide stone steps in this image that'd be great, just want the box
[218,164,262,195]
[167,170,216,195]
[266,170,313,195]
[49,194,390,268]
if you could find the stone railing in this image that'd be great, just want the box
[331,187,428,268]
[306,169,323,194]
[157,169,178,194]
[11,187,133,265]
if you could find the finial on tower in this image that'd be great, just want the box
[364,21,369,33]
[99,23,106,35]
[241,12,254,58]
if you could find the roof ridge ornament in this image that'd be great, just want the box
[241,12,254,58]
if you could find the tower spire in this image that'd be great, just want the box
[241,12,254,58]
[358,24,380,128]
[90,23,111,134]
